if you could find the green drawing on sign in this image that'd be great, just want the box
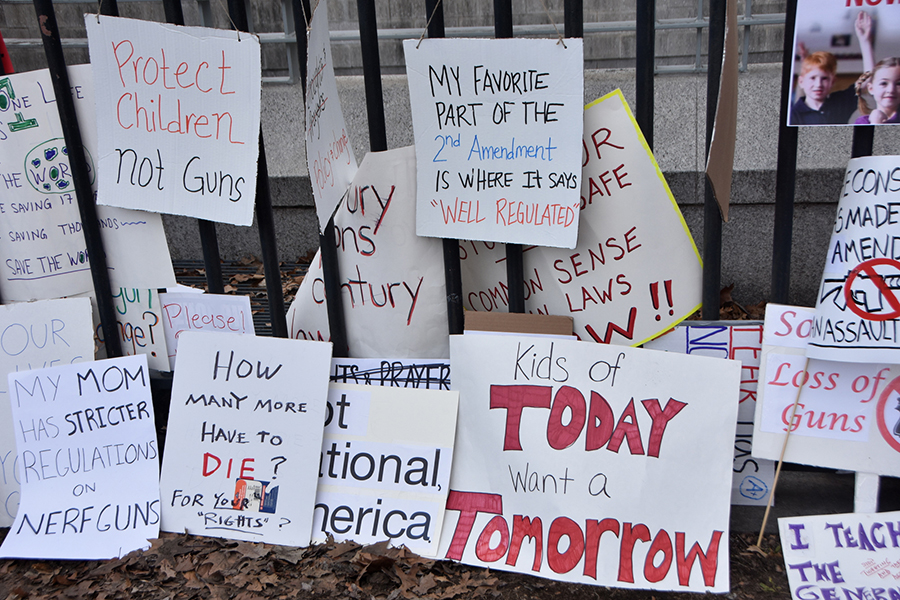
[0,78,39,132]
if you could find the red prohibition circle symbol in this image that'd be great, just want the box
[843,258,900,321]
[876,374,900,454]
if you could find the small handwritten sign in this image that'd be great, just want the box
[159,292,254,370]
[95,288,169,371]
[313,383,458,556]
[330,358,450,390]
[0,355,159,559]
[159,332,332,546]
[86,15,261,226]
[404,38,584,248]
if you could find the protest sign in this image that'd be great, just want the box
[779,511,900,600]
[0,355,159,560]
[404,38,584,248]
[86,16,260,226]
[0,298,95,528]
[312,383,458,556]
[159,332,332,546]
[306,0,357,231]
[644,322,775,506]
[807,156,900,363]
[788,0,899,126]
[0,65,175,302]
[95,288,169,371]
[753,304,900,477]
[331,358,450,390]
[439,334,741,592]
[159,292,254,370]
[460,91,702,347]
[286,146,450,358]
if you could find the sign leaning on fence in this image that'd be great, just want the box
[752,304,900,477]
[0,355,159,560]
[0,298,95,528]
[306,0,357,231]
[159,332,332,546]
[0,65,176,301]
[439,333,741,592]
[404,38,584,248]
[779,511,900,600]
[807,155,900,364]
[86,16,261,226]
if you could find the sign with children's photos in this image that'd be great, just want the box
[807,156,900,364]
[159,332,332,546]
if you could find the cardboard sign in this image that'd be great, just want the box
[779,511,900,600]
[460,91,702,347]
[404,38,584,248]
[331,358,450,390]
[159,292,254,370]
[0,66,175,301]
[0,355,159,560]
[644,322,776,506]
[306,0,357,231]
[0,298,95,528]
[286,146,450,358]
[95,288,169,371]
[752,304,900,477]
[808,156,900,363]
[86,16,261,226]
[159,332,332,546]
[439,334,741,592]
[312,383,458,556]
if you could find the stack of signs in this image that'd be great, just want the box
[440,334,741,592]
[0,298,95,527]
[313,383,458,557]
[306,0,357,231]
[807,155,900,364]
[86,16,261,226]
[0,66,175,301]
[644,322,775,506]
[287,146,450,358]
[779,511,900,600]
[0,355,159,560]
[159,332,332,546]
[404,38,584,249]
[752,304,900,476]
[159,292,255,369]
[460,91,702,346]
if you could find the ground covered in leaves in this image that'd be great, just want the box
[0,531,789,600]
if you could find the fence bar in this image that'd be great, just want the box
[424,0,464,336]
[99,0,118,16]
[0,35,8,304]
[851,126,874,160]
[492,0,524,313]
[635,0,655,149]
[33,0,123,357]
[701,0,726,320]
[770,0,798,304]
[226,0,288,338]
[357,0,387,152]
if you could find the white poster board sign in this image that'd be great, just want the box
[439,334,740,592]
[287,146,449,358]
[404,38,584,248]
[0,66,176,301]
[460,91,702,346]
[808,155,900,363]
[644,321,776,506]
[331,358,450,390]
[86,16,260,226]
[312,383,458,556]
[779,511,900,600]
[95,288,169,371]
[306,0,357,231]
[0,298,95,528]
[0,355,159,559]
[159,332,332,546]
[753,304,900,477]
[159,291,254,370]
